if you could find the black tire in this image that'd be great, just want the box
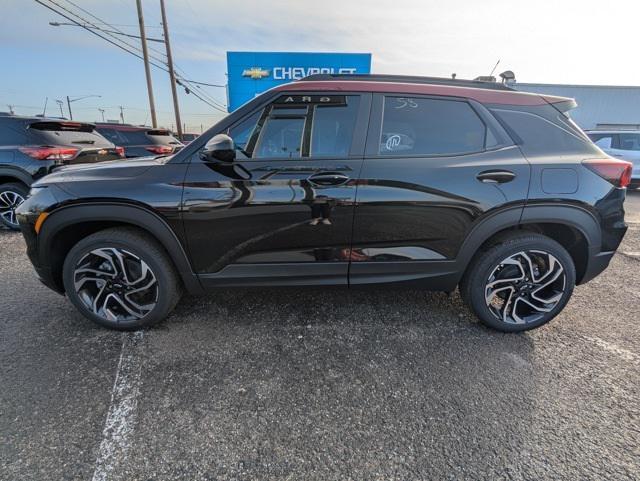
[0,182,29,230]
[460,233,576,332]
[62,227,182,330]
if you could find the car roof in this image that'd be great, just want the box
[273,78,571,106]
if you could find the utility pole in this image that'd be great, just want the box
[136,0,157,127]
[56,99,64,117]
[98,108,106,122]
[160,0,182,140]
[66,96,73,120]
[119,106,125,124]
[7,104,15,115]
[42,97,48,117]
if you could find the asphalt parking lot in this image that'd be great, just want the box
[1,191,639,481]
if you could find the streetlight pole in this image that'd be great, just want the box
[98,108,106,122]
[159,0,182,140]
[136,0,157,128]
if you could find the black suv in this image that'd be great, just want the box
[16,75,631,332]
[0,114,123,229]
[95,123,183,158]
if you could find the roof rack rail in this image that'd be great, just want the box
[299,73,514,91]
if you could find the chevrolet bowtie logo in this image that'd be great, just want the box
[242,67,270,79]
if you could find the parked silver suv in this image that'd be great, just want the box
[586,130,640,189]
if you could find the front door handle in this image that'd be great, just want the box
[476,170,516,184]
[308,172,350,186]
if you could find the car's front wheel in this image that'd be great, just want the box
[62,227,182,330]
[0,182,28,230]
[461,233,576,332]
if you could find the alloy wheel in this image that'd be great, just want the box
[0,190,25,228]
[484,250,566,325]
[73,247,158,323]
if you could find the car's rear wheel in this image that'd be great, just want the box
[0,182,28,230]
[62,227,182,330]
[461,233,576,332]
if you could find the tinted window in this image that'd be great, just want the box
[491,104,598,156]
[0,119,28,145]
[29,123,113,147]
[96,128,178,146]
[310,96,359,157]
[379,97,486,156]
[228,110,261,157]
[587,133,615,149]
[618,133,640,151]
[254,117,304,159]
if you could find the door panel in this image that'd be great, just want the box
[182,159,361,275]
[181,93,369,280]
[350,94,530,284]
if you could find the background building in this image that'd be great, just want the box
[226,52,371,112]
[513,83,640,130]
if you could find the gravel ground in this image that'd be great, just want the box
[1,191,639,481]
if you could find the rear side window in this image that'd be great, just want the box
[490,104,599,156]
[379,97,487,156]
[618,133,640,151]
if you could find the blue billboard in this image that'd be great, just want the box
[226,51,372,112]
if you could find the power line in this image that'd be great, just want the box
[35,0,228,113]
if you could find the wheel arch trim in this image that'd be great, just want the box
[0,166,32,187]
[455,203,601,282]
[38,202,203,294]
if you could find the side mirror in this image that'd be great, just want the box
[201,134,236,163]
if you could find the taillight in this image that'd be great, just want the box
[115,146,125,158]
[145,145,173,155]
[583,158,633,188]
[19,146,79,162]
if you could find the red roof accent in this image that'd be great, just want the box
[273,81,571,106]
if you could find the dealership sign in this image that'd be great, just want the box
[227,51,372,112]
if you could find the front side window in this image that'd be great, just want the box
[228,110,261,158]
[254,117,305,159]
[310,97,360,157]
[379,97,486,156]
[227,94,360,160]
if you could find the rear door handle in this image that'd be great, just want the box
[308,172,350,186]
[476,170,516,184]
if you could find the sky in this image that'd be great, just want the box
[1,0,639,131]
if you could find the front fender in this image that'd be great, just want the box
[38,202,203,294]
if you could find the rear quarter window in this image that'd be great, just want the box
[0,120,28,145]
[490,104,599,156]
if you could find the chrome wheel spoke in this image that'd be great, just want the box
[485,249,566,325]
[0,190,25,227]
[73,247,158,323]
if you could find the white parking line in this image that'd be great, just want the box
[91,331,144,481]
[585,335,638,364]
